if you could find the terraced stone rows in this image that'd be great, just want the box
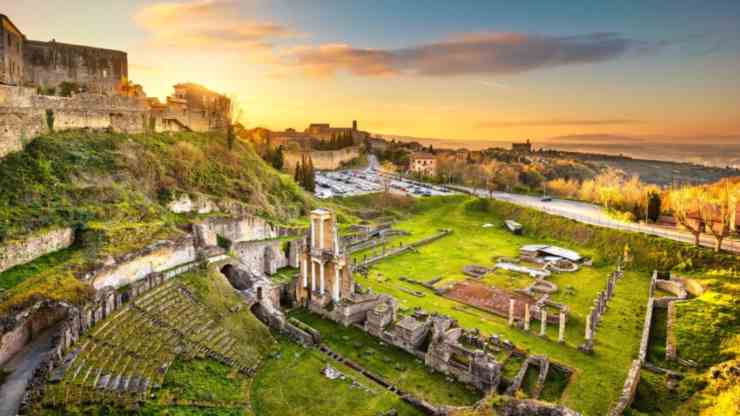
[42,281,260,410]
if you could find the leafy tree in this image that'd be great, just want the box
[670,186,705,246]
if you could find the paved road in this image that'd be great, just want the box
[457,186,740,254]
[0,329,55,416]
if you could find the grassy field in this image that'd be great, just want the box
[0,246,79,290]
[288,309,482,406]
[251,336,422,416]
[343,195,651,415]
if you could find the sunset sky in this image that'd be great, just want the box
[5,0,740,142]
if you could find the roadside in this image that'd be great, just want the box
[456,185,740,254]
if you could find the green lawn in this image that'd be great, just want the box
[343,195,652,415]
[251,336,422,416]
[289,309,482,406]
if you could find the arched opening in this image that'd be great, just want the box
[220,264,235,278]
[257,286,263,301]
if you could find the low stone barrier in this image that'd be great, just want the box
[355,229,451,268]
[579,267,624,353]
[608,271,657,415]
[607,359,641,416]
[0,227,74,273]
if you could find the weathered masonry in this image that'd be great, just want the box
[1,14,126,93]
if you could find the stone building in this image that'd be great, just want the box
[409,152,437,176]
[0,14,127,93]
[23,40,127,94]
[512,139,533,153]
[0,14,25,86]
[305,120,364,141]
[295,209,354,307]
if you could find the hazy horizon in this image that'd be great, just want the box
[4,1,740,143]
[380,133,740,168]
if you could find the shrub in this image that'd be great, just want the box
[45,109,54,131]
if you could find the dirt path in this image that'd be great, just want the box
[0,329,55,416]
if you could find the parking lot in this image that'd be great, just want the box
[314,165,455,199]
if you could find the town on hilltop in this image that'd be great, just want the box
[1,8,739,416]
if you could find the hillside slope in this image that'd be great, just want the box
[0,130,314,311]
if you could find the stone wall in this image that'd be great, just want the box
[88,236,196,289]
[233,240,288,276]
[0,85,149,158]
[284,146,360,171]
[0,300,68,366]
[23,40,127,94]
[0,227,74,273]
[200,215,297,244]
[608,359,642,416]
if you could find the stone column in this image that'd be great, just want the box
[558,310,566,343]
[540,309,547,337]
[524,303,531,331]
[311,260,316,292]
[302,258,308,287]
[311,220,315,248]
[333,266,341,302]
[585,309,593,341]
[319,218,325,249]
[508,299,515,326]
[320,261,325,295]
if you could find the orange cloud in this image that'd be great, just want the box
[135,0,295,51]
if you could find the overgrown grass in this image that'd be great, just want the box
[0,130,313,244]
[338,195,652,415]
[157,358,250,404]
[179,267,276,364]
[0,130,314,313]
[251,336,422,416]
[0,246,78,290]
[289,309,482,406]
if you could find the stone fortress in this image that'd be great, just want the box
[0,14,231,159]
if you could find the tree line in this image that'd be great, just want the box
[311,131,355,151]
[294,154,316,192]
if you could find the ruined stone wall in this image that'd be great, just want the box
[89,236,196,289]
[205,216,289,243]
[0,227,74,273]
[284,146,360,171]
[233,240,287,276]
[0,85,149,158]
[23,40,127,94]
[0,301,68,366]
[608,359,642,416]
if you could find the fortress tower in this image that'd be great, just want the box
[296,209,353,307]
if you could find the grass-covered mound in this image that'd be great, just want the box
[0,130,312,243]
[0,130,313,312]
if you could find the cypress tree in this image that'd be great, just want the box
[306,156,316,192]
